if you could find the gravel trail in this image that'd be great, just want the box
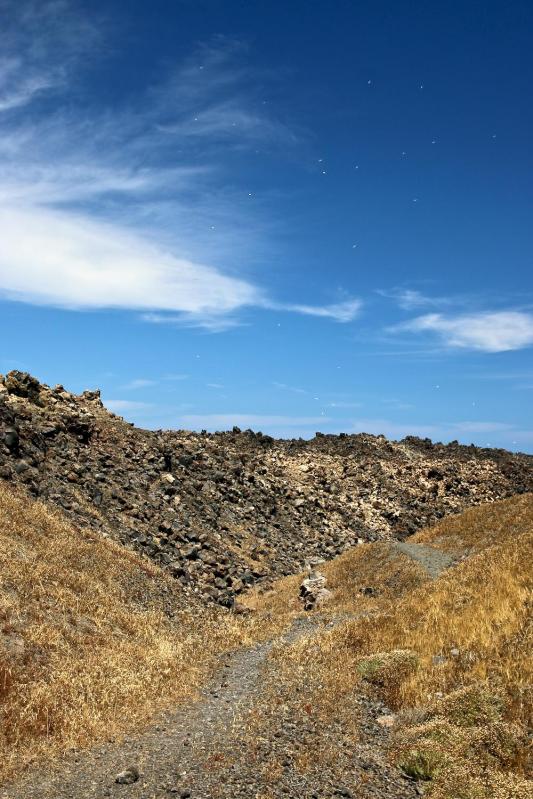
[391,541,457,579]
[1,542,454,799]
[1,620,416,799]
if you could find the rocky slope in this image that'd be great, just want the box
[1,370,531,605]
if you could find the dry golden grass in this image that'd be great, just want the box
[412,492,533,554]
[0,483,256,783]
[322,540,430,612]
[244,540,430,630]
[243,572,303,625]
[252,495,533,798]
[342,530,533,719]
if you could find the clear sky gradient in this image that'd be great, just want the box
[1,0,532,450]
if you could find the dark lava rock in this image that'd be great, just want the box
[3,428,19,451]
[3,371,41,401]
[1,370,532,607]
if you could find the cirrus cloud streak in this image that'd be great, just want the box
[0,205,260,314]
[394,311,533,352]
[0,5,360,329]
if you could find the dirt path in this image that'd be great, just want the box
[2,637,276,799]
[0,621,417,799]
[391,541,457,579]
[2,542,454,799]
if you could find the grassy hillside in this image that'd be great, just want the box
[0,484,251,783]
[250,494,533,799]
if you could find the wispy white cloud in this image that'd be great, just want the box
[267,298,362,322]
[143,412,527,446]
[163,373,190,381]
[140,296,364,330]
[0,72,56,112]
[378,288,447,310]
[106,399,152,412]
[351,417,525,443]
[394,311,533,352]
[158,99,296,146]
[328,401,362,409]
[0,205,260,313]
[451,421,514,433]
[178,414,331,429]
[0,1,99,113]
[0,25,265,322]
[121,378,157,390]
[141,312,245,332]
[394,289,430,310]
[0,7,347,329]
[273,381,308,395]
[149,39,298,148]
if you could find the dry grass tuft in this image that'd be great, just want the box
[242,572,304,631]
[357,649,419,704]
[393,702,533,798]
[323,540,430,613]
[0,484,254,783]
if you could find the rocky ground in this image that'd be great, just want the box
[1,370,532,606]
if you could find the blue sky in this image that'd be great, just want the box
[1,0,532,450]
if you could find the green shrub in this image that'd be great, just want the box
[357,649,419,686]
[398,745,447,781]
[433,685,504,728]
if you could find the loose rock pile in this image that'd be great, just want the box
[299,564,332,610]
[1,371,532,606]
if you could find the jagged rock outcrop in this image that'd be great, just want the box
[1,371,532,605]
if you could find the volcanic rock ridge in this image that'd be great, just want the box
[1,370,532,605]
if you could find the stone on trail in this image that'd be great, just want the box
[376,714,396,728]
[115,766,140,784]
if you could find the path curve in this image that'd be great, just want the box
[391,541,456,579]
[2,542,454,799]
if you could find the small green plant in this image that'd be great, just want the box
[398,745,446,781]
[357,649,419,685]
[356,654,387,681]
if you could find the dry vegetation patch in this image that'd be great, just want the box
[0,484,257,783]
[251,496,533,798]
[412,492,533,554]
